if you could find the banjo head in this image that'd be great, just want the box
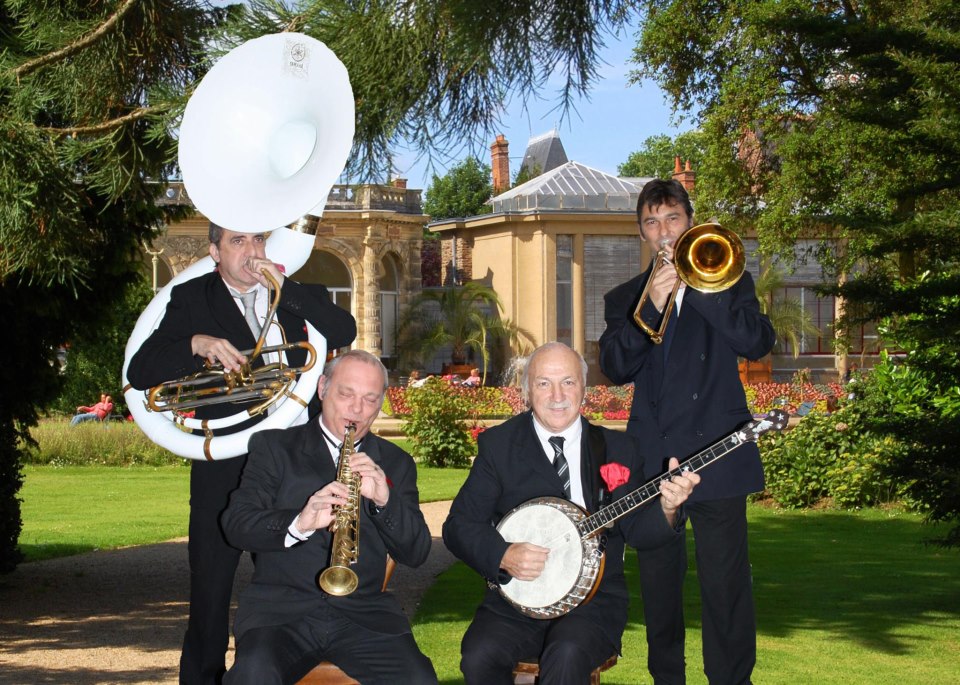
[496,496,604,619]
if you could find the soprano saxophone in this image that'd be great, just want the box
[318,423,361,596]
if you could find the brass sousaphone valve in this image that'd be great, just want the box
[633,223,746,343]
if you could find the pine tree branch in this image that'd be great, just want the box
[11,0,141,81]
[42,106,157,137]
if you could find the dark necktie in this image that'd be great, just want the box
[548,436,571,499]
[239,290,261,339]
[662,305,679,366]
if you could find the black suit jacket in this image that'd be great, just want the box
[221,421,431,641]
[442,412,683,650]
[127,270,357,411]
[599,268,775,500]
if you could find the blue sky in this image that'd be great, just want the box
[392,26,698,190]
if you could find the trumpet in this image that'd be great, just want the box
[318,423,361,596]
[633,223,745,343]
[146,269,317,416]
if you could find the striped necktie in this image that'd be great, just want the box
[548,436,571,499]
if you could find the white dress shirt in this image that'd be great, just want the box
[532,415,586,509]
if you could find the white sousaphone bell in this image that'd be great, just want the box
[122,33,355,460]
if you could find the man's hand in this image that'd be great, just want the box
[191,334,247,372]
[349,452,390,508]
[648,247,684,313]
[245,257,285,289]
[659,457,700,526]
[500,542,550,581]
[296,481,351,533]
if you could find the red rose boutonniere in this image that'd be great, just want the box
[600,462,631,491]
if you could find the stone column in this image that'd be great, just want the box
[362,227,383,357]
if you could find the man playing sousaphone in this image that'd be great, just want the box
[127,222,356,685]
[442,342,700,683]
[221,350,437,684]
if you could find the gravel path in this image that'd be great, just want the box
[0,501,455,685]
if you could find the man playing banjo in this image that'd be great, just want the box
[443,342,700,684]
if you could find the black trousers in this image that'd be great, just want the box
[460,605,617,685]
[179,457,246,685]
[225,602,437,685]
[637,495,756,685]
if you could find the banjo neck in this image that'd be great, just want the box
[575,410,788,539]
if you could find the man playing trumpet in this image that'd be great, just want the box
[599,179,775,685]
[127,222,356,685]
[221,350,436,684]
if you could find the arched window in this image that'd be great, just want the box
[296,250,353,350]
[379,253,401,361]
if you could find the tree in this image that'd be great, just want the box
[423,157,493,220]
[618,130,707,178]
[754,265,820,359]
[53,276,155,417]
[633,0,960,545]
[396,282,519,380]
[0,1,215,572]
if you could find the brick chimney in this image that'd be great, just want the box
[672,157,696,192]
[491,134,510,195]
[392,178,407,189]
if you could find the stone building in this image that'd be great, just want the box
[433,132,867,384]
[148,180,428,369]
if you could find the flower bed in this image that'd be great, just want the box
[386,380,843,419]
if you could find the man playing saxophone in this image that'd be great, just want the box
[221,350,437,685]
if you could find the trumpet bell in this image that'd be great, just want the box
[178,33,355,231]
[674,223,745,293]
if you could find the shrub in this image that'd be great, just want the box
[760,406,907,509]
[402,379,477,467]
[25,419,185,467]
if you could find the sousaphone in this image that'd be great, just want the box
[122,34,355,460]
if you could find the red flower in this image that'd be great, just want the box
[600,462,631,491]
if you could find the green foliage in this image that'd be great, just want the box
[402,379,477,468]
[0,0,216,574]
[512,162,542,188]
[396,281,526,378]
[634,0,960,545]
[618,130,707,178]
[54,276,154,416]
[760,408,905,510]
[853,352,960,539]
[423,157,492,220]
[24,419,184,467]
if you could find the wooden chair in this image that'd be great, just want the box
[295,557,395,685]
[512,654,619,685]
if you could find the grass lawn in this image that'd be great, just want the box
[19,463,959,684]
[19,458,468,562]
[412,505,960,685]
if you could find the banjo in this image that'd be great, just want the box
[496,409,789,619]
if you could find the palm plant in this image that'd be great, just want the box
[397,282,530,382]
[754,264,821,359]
